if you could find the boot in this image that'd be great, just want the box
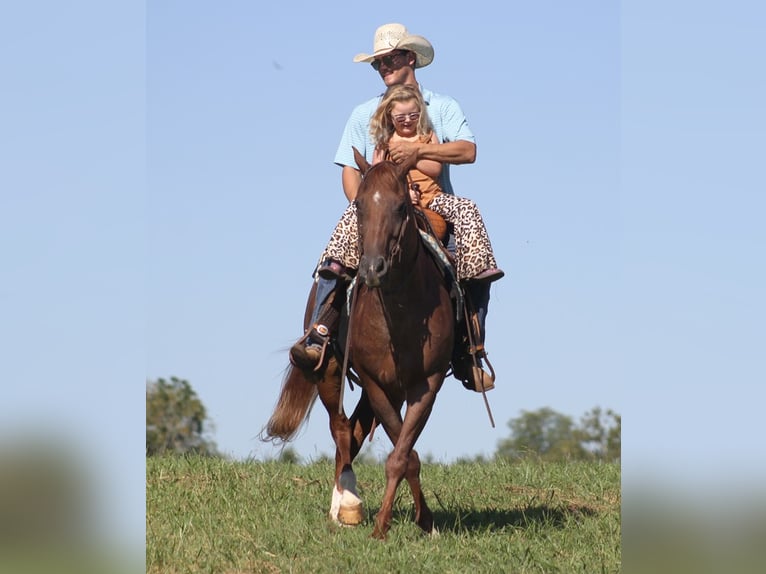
[317,258,348,281]
[471,267,504,283]
[454,281,496,392]
[290,276,338,371]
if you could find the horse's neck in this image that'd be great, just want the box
[380,223,437,302]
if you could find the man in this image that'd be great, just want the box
[290,23,500,391]
[336,23,477,201]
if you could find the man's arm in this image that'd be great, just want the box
[412,132,443,179]
[341,166,362,201]
[387,139,476,168]
[335,99,379,201]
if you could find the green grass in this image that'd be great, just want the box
[146,456,620,573]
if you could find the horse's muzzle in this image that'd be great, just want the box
[359,255,388,288]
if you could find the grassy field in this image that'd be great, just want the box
[146,456,620,573]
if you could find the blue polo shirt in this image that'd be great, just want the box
[333,85,475,196]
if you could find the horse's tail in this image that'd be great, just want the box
[261,364,319,444]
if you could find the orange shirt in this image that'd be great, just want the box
[408,167,442,208]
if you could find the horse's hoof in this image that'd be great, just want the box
[371,527,387,540]
[338,502,364,525]
[338,491,364,525]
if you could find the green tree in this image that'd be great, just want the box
[496,407,586,461]
[496,406,621,462]
[576,406,621,462]
[146,377,218,456]
[606,411,621,461]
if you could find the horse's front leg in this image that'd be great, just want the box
[373,447,433,538]
[402,375,444,535]
[372,378,439,539]
[404,448,434,534]
[373,447,407,539]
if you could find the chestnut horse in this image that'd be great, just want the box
[264,148,454,539]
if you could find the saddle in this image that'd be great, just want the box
[417,207,448,245]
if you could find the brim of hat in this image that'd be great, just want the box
[353,37,434,68]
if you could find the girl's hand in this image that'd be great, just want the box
[409,183,421,205]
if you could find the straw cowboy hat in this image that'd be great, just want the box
[353,23,434,69]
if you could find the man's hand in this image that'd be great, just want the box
[387,140,420,169]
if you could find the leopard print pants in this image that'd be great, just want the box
[320,194,499,281]
[428,194,499,280]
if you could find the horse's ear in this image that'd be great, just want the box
[353,147,370,175]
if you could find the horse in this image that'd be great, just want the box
[263,147,454,539]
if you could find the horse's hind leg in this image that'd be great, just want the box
[329,421,364,526]
[349,390,375,459]
[316,361,364,525]
[325,389,376,526]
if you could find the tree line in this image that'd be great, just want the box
[146,377,620,462]
[146,377,218,456]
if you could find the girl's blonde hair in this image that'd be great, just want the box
[369,84,434,148]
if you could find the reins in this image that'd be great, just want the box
[383,207,412,287]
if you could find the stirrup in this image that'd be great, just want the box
[461,299,496,393]
[465,345,496,393]
[289,324,331,372]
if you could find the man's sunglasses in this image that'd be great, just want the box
[371,51,408,71]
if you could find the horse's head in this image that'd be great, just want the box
[352,147,413,288]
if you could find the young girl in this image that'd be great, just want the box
[365,83,503,283]
[370,85,443,208]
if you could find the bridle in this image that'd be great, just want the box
[356,162,415,283]
[340,164,416,406]
[385,195,411,276]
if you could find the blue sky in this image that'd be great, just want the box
[146,1,623,466]
[2,0,764,556]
